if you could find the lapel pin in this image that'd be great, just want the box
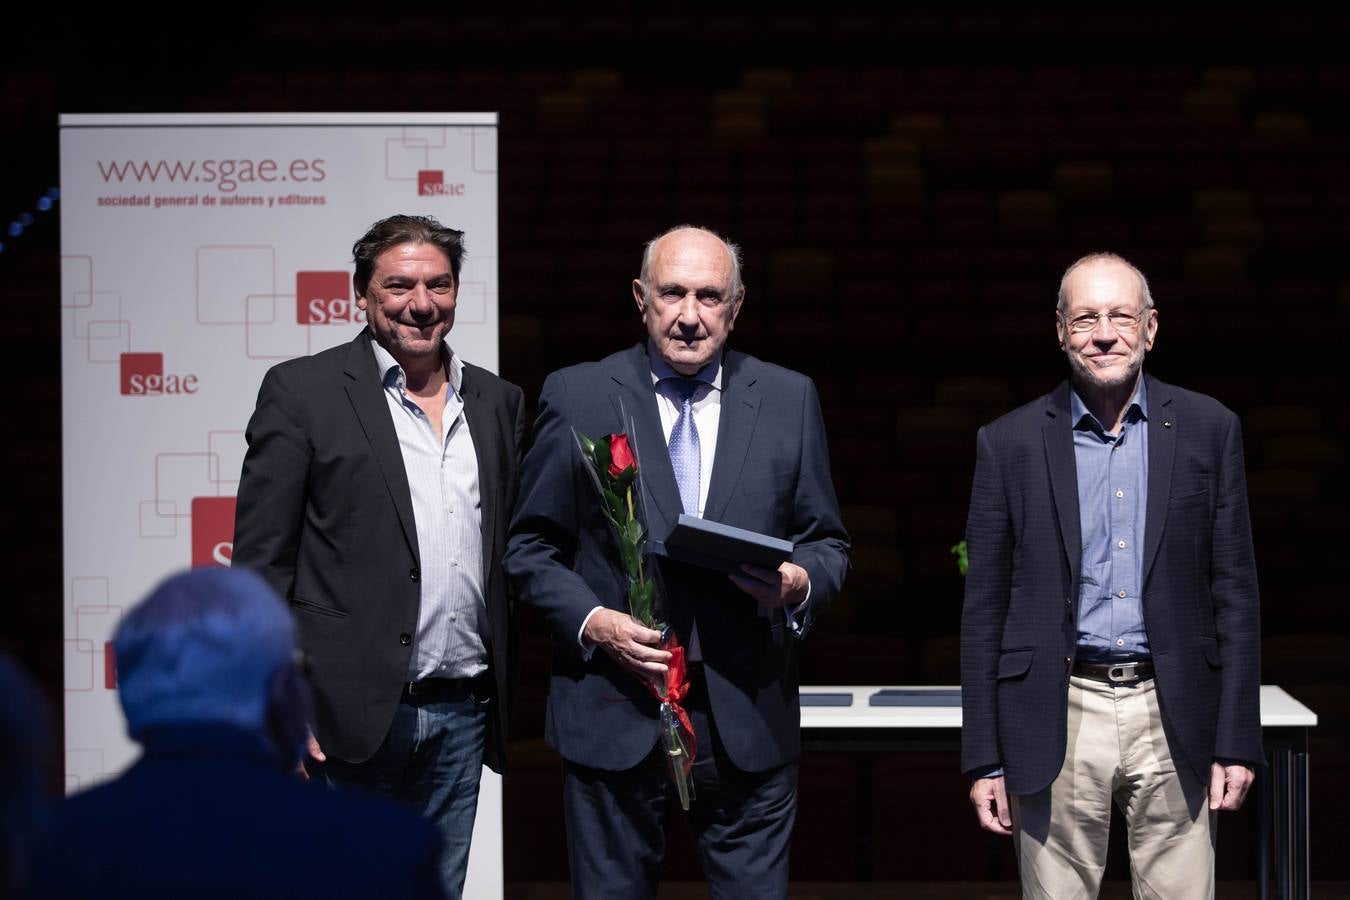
[1163,420,1172,428]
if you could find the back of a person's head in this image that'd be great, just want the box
[113,566,294,737]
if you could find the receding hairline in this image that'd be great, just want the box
[638,225,745,299]
[1057,252,1154,313]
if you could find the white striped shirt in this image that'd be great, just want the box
[370,337,487,681]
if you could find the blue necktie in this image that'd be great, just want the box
[665,378,701,516]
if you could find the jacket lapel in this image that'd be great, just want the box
[460,365,499,589]
[342,330,420,565]
[609,345,681,538]
[1141,375,1176,587]
[1043,382,1082,589]
[703,352,759,523]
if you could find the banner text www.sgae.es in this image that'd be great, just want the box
[96,158,326,194]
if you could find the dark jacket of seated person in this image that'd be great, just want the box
[25,566,447,900]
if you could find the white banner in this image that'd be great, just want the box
[59,112,503,898]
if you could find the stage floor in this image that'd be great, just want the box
[507,883,1350,899]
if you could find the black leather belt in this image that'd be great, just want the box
[1073,659,1154,683]
[401,675,484,702]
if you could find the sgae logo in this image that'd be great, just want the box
[120,352,199,395]
[191,496,236,567]
[418,170,465,197]
[297,270,363,325]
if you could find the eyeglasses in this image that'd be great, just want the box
[1060,309,1148,333]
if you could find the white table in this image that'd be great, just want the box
[799,685,1316,900]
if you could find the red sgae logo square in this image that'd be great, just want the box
[297,271,352,325]
[418,170,445,195]
[120,353,163,395]
[191,496,236,567]
[105,641,117,690]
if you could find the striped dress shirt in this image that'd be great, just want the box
[370,337,487,682]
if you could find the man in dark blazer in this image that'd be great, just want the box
[233,215,524,899]
[961,252,1261,898]
[25,567,446,900]
[504,226,849,899]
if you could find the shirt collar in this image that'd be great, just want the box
[369,333,464,395]
[646,341,723,390]
[1070,375,1149,434]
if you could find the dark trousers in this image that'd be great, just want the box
[561,676,798,900]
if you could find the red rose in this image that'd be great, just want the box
[607,433,636,477]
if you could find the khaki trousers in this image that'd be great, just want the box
[1011,675,1216,900]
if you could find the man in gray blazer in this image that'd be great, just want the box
[960,252,1261,898]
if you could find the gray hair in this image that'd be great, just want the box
[1056,252,1154,313]
[113,567,295,737]
[638,225,745,302]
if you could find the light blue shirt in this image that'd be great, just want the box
[978,379,1153,780]
[1072,378,1150,663]
[370,336,487,681]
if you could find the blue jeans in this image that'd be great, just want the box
[321,678,488,900]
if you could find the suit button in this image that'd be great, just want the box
[1064,656,1072,668]
[399,632,412,646]
[1066,596,1072,605]
[410,568,420,583]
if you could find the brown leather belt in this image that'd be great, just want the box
[1073,659,1154,683]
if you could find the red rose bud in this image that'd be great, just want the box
[608,433,636,477]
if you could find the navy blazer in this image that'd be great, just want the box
[960,376,1263,796]
[24,725,445,900]
[504,344,850,773]
[233,330,525,770]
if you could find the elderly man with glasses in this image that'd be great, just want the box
[960,252,1262,899]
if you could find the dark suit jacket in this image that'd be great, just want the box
[24,725,446,900]
[504,344,850,773]
[233,330,525,771]
[960,375,1262,796]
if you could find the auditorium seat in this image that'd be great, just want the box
[997,190,1059,237]
[841,505,901,547]
[1245,404,1324,438]
[1246,469,1320,507]
[934,377,1013,421]
[338,71,395,110]
[1181,87,1243,127]
[282,71,339,110]
[1054,162,1115,202]
[1202,66,1256,91]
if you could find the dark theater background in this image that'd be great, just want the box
[4,7,1348,895]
